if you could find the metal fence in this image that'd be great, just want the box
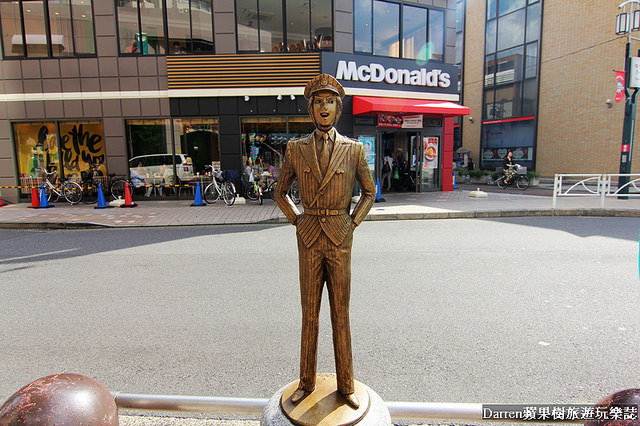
[552,173,640,208]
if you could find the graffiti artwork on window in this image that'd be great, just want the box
[59,122,106,178]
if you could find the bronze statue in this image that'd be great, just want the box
[274,74,376,409]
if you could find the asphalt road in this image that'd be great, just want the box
[0,217,639,412]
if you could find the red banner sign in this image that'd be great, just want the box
[616,71,625,103]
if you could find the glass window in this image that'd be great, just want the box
[58,121,106,179]
[241,116,313,170]
[190,2,213,52]
[23,1,48,57]
[236,0,260,51]
[72,0,96,54]
[1,1,22,56]
[175,118,220,174]
[286,0,310,51]
[373,0,399,57]
[117,1,140,53]
[166,0,191,53]
[48,0,73,56]
[522,78,537,116]
[13,121,106,189]
[14,122,59,179]
[354,0,372,53]
[497,46,523,83]
[484,54,496,87]
[481,119,535,168]
[140,0,165,54]
[485,19,496,54]
[524,42,537,79]
[403,5,426,60]
[497,8,524,51]
[498,0,525,16]
[428,8,444,61]
[525,2,540,43]
[311,0,332,50]
[486,0,496,19]
[483,87,496,120]
[261,0,283,51]
[455,30,463,64]
[1,0,95,58]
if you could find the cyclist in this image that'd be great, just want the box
[502,151,518,183]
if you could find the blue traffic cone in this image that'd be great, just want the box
[94,183,112,209]
[37,184,53,208]
[453,170,458,190]
[191,181,205,206]
[374,177,385,203]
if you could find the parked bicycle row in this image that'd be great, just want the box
[26,166,301,206]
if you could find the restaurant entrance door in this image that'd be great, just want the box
[379,130,423,192]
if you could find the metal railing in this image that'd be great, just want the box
[111,392,586,424]
[552,173,640,208]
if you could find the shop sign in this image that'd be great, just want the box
[377,114,423,128]
[322,52,459,95]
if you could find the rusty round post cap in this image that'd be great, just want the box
[0,373,118,425]
[304,74,345,100]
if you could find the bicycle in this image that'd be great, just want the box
[203,167,236,206]
[496,165,529,190]
[37,168,83,204]
[244,175,264,205]
[267,178,300,205]
[80,163,109,204]
[109,177,134,200]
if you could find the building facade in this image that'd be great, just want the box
[0,0,466,204]
[459,0,640,176]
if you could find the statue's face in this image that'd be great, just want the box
[312,90,338,130]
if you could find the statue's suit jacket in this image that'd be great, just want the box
[274,129,376,245]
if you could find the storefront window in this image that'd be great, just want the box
[14,121,105,182]
[0,0,95,58]
[241,116,313,170]
[174,118,220,174]
[481,119,535,169]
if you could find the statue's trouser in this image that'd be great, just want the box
[296,228,355,395]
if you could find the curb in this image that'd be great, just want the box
[1,208,639,230]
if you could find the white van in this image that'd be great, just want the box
[129,153,194,185]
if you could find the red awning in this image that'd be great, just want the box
[352,96,470,117]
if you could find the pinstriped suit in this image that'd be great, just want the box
[274,128,376,395]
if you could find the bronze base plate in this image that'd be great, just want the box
[280,374,370,426]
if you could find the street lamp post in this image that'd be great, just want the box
[616,1,640,197]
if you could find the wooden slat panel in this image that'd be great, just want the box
[167,53,321,89]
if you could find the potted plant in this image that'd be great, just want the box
[527,170,540,186]
[469,169,490,184]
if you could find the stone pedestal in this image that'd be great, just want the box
[261,374,391,426]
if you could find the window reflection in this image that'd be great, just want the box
[403,5,427,60]
[428,8,444,61]
[23,1,48,57]
[498,0,525,16]
[72,0,96,54]
[526,2,540,43]
[373,0,399,57]
[1,1,22,56]
[497,8,524,51]
[354,0,372,53]
[236,0,260,51]
[48,0,73,56]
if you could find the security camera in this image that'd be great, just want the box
[606,99,613,108]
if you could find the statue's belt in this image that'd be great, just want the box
[303,208,348,216]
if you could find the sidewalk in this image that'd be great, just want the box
[1,186,640,229]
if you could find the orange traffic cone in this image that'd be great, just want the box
[120,182,137,208]
[28,186,40,208]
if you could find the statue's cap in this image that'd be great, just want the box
[304,74,345,100]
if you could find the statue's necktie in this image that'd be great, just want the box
[319,133,331,174]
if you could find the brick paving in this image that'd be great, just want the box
[1,188,640,229]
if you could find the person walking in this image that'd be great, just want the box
[273,74,375,409]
